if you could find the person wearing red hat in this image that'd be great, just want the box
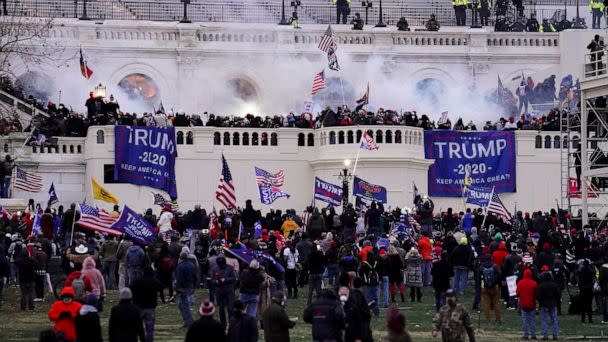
[185,299,225,342]
[48,287,82,342]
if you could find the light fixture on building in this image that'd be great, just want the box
[94,83,107,98]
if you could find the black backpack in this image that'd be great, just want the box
[482,265,498,288]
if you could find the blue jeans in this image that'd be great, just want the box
[239,293,260,317]
[540,307,558,338]
[0,176,10,198]
[364,285,380,316]
[422,260,432,286]
[178,288,194,327]
[452,266,468,295]
[127,269,143,287]
[381,276,389,306]
[327,264,339,288]
[217,289,234,327]
[141,308,156,342]
[521,309,536,338]
[435,290,446,311]
[102,260,117,289]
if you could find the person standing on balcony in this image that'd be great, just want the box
[0,155,14,199]
[453,0,469,26]
[334,0,351,24]
[590,0,605,29]
[477,0,492,26]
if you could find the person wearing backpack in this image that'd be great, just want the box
[359,251,380,317]
[65,270,92,304]
[480,254,502,323]
[126,243,147,287]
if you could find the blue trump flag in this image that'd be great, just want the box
[48,182,58,205]
[114,126,178,198]
[225,244,285,273]
[424,131,516,197]
[110,205,156,245]
[353,176,387,203]
[314,177,343,206]
[464,185,493,207]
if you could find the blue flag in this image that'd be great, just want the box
[465,185,493,207]
[48,182,58,205]
[110,205,156,245]
[225,244,285,273]
[255,167,290,205]
[353,176,387,203]
[32,209,42,235]
[314,177,343,206]
[114,126,178,198]
[254,221,262,239]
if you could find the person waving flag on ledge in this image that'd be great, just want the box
[360,131,379,150]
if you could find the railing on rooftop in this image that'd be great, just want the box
[4,0,579,26]
[584,48,608,79]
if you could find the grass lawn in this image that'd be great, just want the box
[0,286,607,341]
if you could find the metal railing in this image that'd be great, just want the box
[584,48,608,79]
[5,0,582,26]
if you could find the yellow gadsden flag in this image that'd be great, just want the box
[91,178,119,205]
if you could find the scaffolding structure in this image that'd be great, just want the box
[561,47,608,226]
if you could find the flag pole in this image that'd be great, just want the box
[339,74,346,107]
[69,203,78,246]
[480,186,495,230]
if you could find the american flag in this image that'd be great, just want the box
[14,167,43,192]
[216,154,237,209]
[327,47,340,71]
[151,191,180,212]
[76,203,121,235]
[254,167,285,187]
[487,192,512,221]
[360,132,379,150]
[311,70,326,96]
[318,25,336,53]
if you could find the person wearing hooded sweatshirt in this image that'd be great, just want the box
[227,299,258,342]
[75,294,102,342]
[185,300,226,342]
[517,269,538,340]
[109,288,145,342]
[450,237,472,295]
[48,287,82,342]
[536,268,560,340]
[81,256,106,309]
[418,231,433,286]
[304,289,346,342]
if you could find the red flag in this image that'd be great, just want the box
[80,48,93,80]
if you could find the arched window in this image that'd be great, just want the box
[77,145,82,153]
[62,145,67,153]
[69,145,74,153]
[356,130,362,142]
[338,131,345,144]
[376,130,383,143]
[223,132,230,145]
[261,133,268,146]
[176,131,184,145]
[385,130,393,143]
[233,132,240,146]
[562,136,568,148]
[544,135,552,149]
[329,131,336,145]
[553,136,560,149]
[347,131,354,144]
[186,131,193,145]
[535,135,542,148]
[271,133,278,146]
[96,130,105,144]
[395,130,402,144]
[307,133,314,146]
[367,130,373,138]
[252,133,259,145]
[298,133,305,146]
[214,132,221,145]
[242,132,249,146]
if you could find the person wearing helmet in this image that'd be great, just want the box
[48,287,83,342]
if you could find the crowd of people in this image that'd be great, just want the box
[1,194,608,341]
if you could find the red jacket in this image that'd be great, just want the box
[516,269,538,310]
[418,237,432,261]
[48,298,82,341]
[492,242,509,270]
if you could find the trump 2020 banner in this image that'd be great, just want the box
[314,177,343,206]
[110,205,156,245]
[114,126,177,198]
[464,185,492,207]
[353,176,387,203]
[424,131,516,197]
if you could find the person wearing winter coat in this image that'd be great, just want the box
[405,247,423,302]
[157,206,174,243]
[577,259,596,323]
[431,250,453,311]
[340,286,372,342]
[450,237,472,295]
[130,267,163,342]
[385,306,413,342]
[185,300,226,342]
[239,259,266,317]
[599,260,608,323]
[387,246,405,302]
[418,231,433,286]
[303,289,346,342]
[116,237,133,289]
[359,251,380,317]
[210,255,237,327]
[227,300,258,342]
[262,291,296,342]
[15,248,36,310]
[307,208,326,241]
[126,244,147,286]
[175,252,198,327]
[479,254,501,323]
[517,269,538,339]
[81,257,106,306]
[536,268,560,340]
[100,235,119,289]
[74,294,102,342]
[108,288,145,342]
[48,287,82,342]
